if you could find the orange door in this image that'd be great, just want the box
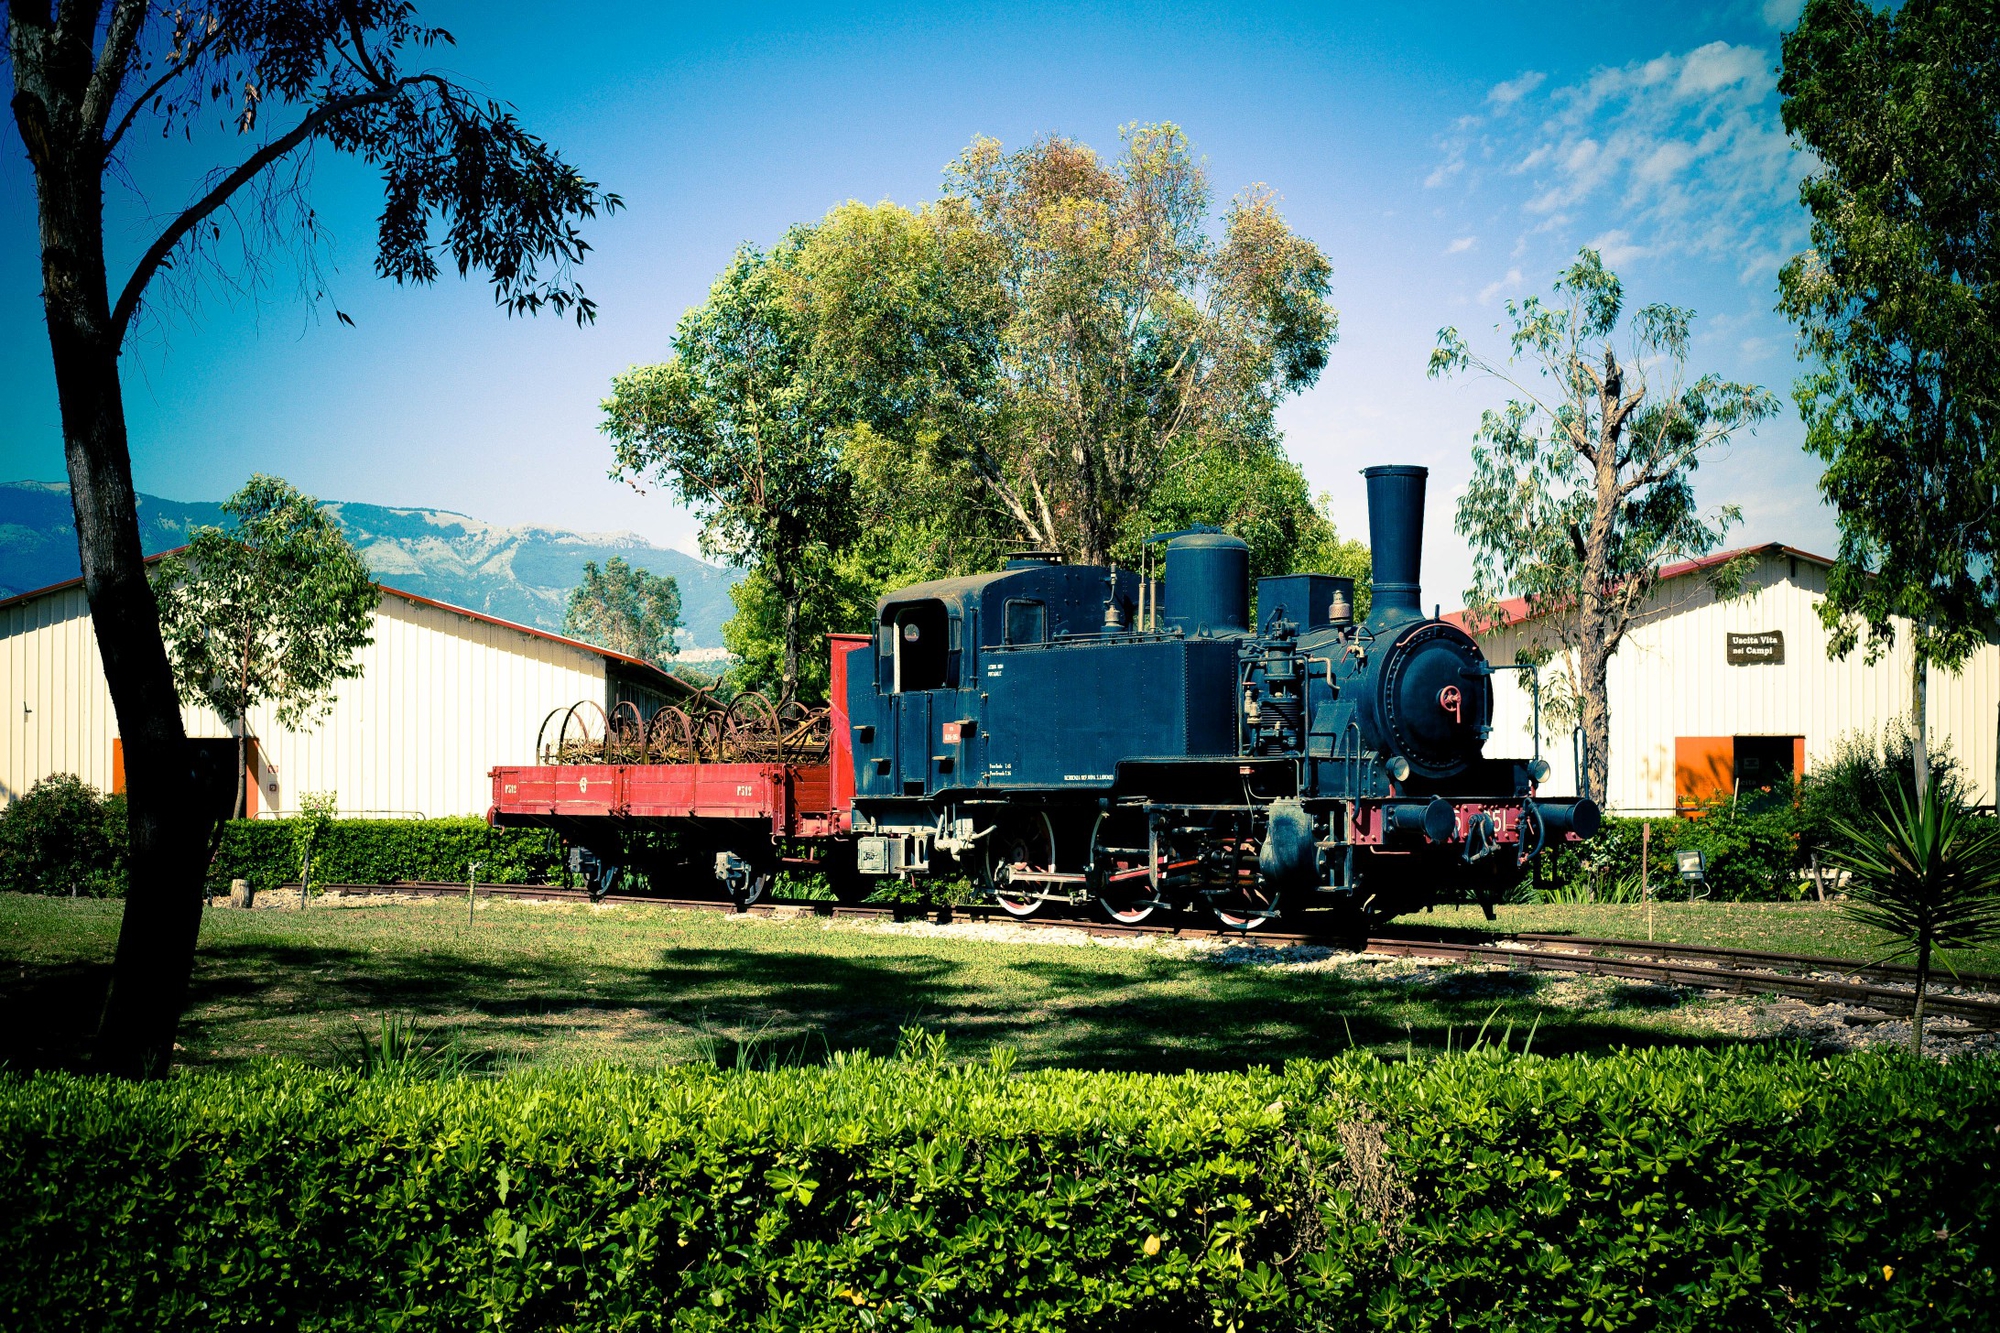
[1675,737,1733,815]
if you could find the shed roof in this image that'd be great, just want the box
[0,554,692,697]
[1442,542,1835,632]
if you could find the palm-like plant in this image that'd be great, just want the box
[1826,786,2000,1055]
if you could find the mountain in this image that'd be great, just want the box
[0,483,742,650]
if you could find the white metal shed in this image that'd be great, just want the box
[1,568,687,818]
[1454,544,2000,814]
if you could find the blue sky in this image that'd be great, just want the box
[1,0,1820,604]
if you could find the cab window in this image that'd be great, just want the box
[891,600,950,691]
[1004,599,1046,645]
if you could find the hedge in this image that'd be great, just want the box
[1535,806,1810,903]
[207,818,560,895]
[2,1044,1993,1331]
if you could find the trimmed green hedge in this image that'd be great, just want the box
[207,818,560,894]
[2,1045,1993,1330]
[1536,806,1810,903]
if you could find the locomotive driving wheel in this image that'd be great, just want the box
[987,815,1056,919]
[1097,881,1157,925]
[1207,834,1281,932]
[1095,842,1157,925]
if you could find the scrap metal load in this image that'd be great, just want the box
[537,691,832,766]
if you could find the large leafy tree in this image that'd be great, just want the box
[1777,0,2000,801]
[6,1,617,1075]
[562,557,681,668]
[154,476,377,819]
[1431,250,1778,802]
[601,244,855,705]
[847,126,1337,566]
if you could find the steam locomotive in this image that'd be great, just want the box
[842,464,1599,930]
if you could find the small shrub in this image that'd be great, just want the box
[1799,723,1969,860]
[0,774,126,897]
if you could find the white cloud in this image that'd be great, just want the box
[1487,71,1547,107]
[1446,236,1476,254]
[1478,267,1524,303]
[1426,40,1809,281]
[1760,0,1804,29]
[1424,157,1463,189]
[1584,228,1647,266]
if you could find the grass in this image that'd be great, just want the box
[10,890,1961,1076]
[1410,899,2000,972]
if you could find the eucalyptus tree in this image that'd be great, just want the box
[925,124,1337,566]
[563,557,682,668]
[153,476,377,819]
[601,243,856,705]
[1430,250,1778,802]
[786,129,1339,568]
[6,1,618,1075]
[1778,0,2000,801]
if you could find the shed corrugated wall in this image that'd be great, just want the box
[3,586,614,816]
[1478,550,2000,812]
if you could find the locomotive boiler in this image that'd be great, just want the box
[842,464,1599,930]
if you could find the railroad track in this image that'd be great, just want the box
[289,880,2000,1030]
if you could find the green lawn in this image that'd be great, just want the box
[10,892,1945,1075]
[1401,900,2000,972]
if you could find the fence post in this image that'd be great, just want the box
[1642,821,1652,942]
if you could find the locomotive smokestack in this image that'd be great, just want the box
[1362,464,1427,626]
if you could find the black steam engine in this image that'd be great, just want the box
[843,464,1599,930]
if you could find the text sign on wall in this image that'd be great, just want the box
[1726,631,1785,665]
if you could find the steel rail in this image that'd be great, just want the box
[283,881,2000,1027]
[1360,936,2000,1029]
[1504,931,2000,992]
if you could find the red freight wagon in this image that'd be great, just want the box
[488,635,870,904]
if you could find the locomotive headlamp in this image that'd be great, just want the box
[1527,758,1552,783]
[1385,755,1411,781]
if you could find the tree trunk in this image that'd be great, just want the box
[16,46,211,1078]
[1911,934,1931,1057]
[1911,652,1931,805]
[777,568,799,706]
[234,631,251,819]
[1577,633,1612,805]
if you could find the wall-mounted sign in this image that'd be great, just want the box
[1726,631,1785,665]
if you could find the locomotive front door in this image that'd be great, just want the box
[896,692,932,795]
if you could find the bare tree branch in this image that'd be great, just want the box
[111,75,436,344]
[81,0,148,137]
[103,23,225,158]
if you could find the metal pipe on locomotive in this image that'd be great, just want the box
[842,463,1599,930]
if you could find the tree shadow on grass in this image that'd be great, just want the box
[5,929,1763,1075]
[0,959,110,1074]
